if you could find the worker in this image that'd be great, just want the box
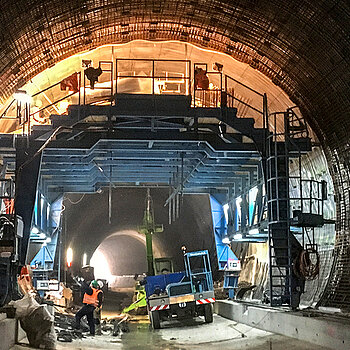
[194,67,209,90]
[75,279,103,336]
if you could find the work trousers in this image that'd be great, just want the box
[94,307,102,335]
[75,304,95,335]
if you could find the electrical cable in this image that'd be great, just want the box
[64,193,85,205]
[294,249,320,280]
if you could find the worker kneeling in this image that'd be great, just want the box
[75,280,103,336]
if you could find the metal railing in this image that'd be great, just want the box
[1,58,272,135]
[193,63,266,127]
[115,58,191,96]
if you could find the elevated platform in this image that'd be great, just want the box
[214,300,350,350]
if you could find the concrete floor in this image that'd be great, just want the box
[12,314,331,350]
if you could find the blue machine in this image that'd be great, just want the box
[29,196,63,294]
[144,272,185,298]
[145,250,215,329]
[210,196,241,299]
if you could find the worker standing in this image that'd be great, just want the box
[75,280,103,336]
[194,67,209,90]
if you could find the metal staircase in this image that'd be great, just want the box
[266,108,311,307]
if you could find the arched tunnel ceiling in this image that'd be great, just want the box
[0,0,349,144]
[0,41,300,133]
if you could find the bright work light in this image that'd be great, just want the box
[13,90,31,104]
[222,237,230,244]
[67,247,73,267]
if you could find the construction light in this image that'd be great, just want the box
[67,247,73,268]
[31,226,39,234]
[82,253,87,267]
[13,90,31,104]
[213,62,223,72]
[233,233,243,240]
[222,237,230,244]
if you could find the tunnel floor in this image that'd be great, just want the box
[12,314,331,350]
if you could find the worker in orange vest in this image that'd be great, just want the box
[74,280,103,336]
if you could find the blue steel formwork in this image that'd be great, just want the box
[0,58,314,308]
[210,196,240,298]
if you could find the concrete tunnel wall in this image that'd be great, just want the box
[63,187,218,284]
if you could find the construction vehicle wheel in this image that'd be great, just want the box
[204,304,213,323]
[150,310,161,329]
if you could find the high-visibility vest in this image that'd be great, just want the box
[83,288,101,307]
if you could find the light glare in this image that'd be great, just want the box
[90,250,113,283]
[13,90,32,104]
[67,247,73,267]
[223,203,229,223]
[222,237,230,244]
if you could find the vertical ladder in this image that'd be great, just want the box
[266,108,312,308]
[266,112,292,306]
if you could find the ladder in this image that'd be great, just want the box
[266,114,292,306]
[266,108,310,307]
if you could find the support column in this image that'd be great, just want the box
[15,138,42,265]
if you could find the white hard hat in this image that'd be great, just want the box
[97,280,104,289]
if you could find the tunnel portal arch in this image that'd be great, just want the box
[89,230,163,288]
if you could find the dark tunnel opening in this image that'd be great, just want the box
[64,188,218,286]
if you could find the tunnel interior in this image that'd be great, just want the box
[93,233,148,276]
[0,0,347,319]
[14,39,337,309]
[64,188,217,289]
[90,231,148,288]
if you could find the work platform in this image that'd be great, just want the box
[13,88,266,199]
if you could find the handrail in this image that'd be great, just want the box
[10,58,271,134]
[115,58,192,96]
[30,91,77,119]
[225,75,264,97]
[0,99,15,119]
